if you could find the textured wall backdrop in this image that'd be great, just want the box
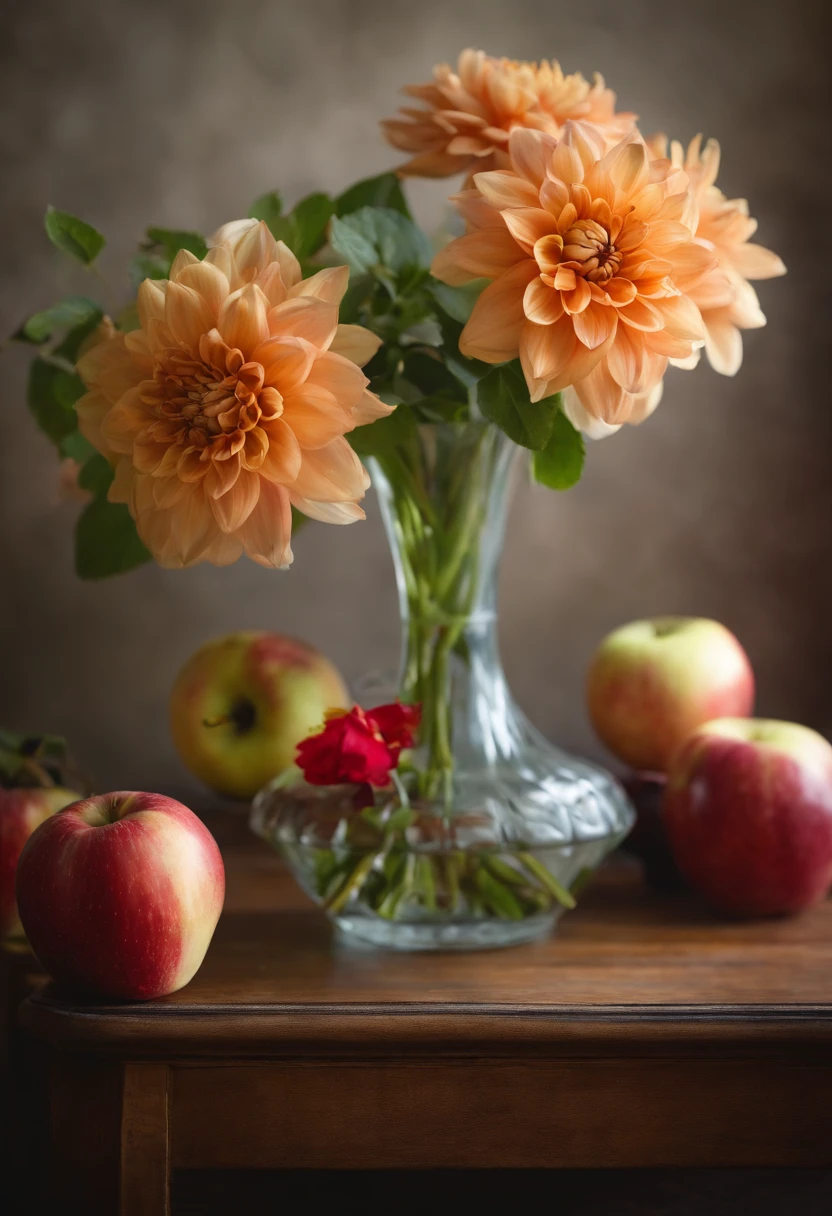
[1,0,830,803]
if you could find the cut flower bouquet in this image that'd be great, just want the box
[16,49,784,948]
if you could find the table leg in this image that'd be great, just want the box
[120,1063,171,1216]
[49,1053,122,1211]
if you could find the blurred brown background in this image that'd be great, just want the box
[1,0,830,803]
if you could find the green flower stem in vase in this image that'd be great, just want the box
[253,417,633,950]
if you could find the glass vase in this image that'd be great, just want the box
[252,421,633,950]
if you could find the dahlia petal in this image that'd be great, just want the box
[174,261,230,317]
[259,418,302,484]
[329,324,382,367]
[667,242,719,291]
[169,249,200,278]
[289,494,366,525]
[561,387,622,439]
[240,428,269,473]
[508,128,558,188]
[170,489,220,566]
[204,454,242,498]
[254,336,317,392]
[218,283,271,354]
[571,360,629,425]
[253,263,289,309]
[397,149,472,177]
[289,265,350,306]
[352,390,395,426]
[459,260,538,362]
[704,318,744,376]
[431,226,524,285]
[290,438,369,503]
[274,241,302,289]
[137,279,167,330]
[239,480,293,569]
[651,293,706,341]
[210,469,260,532]
[572,301,618,349]
[473,169,540,209]
[729,242,786,281]
[197,532,245,567]
[100,387,151,455]
[688,267,736,309]
[523,277,564,325]
[562,277,592,315]
[550,141,585,186]
[76,391,115,458]
[282,384,354,449]
[305,351,367,409]
[520,313,578,381]
[229,220,278,280]
[502,207,559,253]
[447,135,492,156]
[267,297,338,349]
[728,279,766,329]
[618,297,663,332]
[210,218,258,249]
[604,277,638,307]
[607,324,667,393]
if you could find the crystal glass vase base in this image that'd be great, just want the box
[252,422,634,951]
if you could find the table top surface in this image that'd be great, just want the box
[20,822,832,1055]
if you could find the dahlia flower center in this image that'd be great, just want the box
[561,219,621,284]
[148,348,282,459]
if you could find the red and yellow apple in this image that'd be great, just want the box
[169,631,350,799]
[16,792,225,999]
[587,617,754,772]
[663,719,832,916]
[0,786,80,938]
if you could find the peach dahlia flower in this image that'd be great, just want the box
[382,48,633,179]
[432,123,720,431]
[650,134,786,376]
[76,220,391,569]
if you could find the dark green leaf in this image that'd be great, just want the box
[44,207,105,265]
[59,431,95,462]
[78,452,114,496]
[145,227,208,260]
[54,309,106,363]
[427,278,486,324]
[75,499,151,579]
[477,361,558,451]
[54,372,86,409]
[290,505,311,537]
[348,405,416,459]
[402,350,468,399]
[336,173,411,219]
[13,297,102,346]
[27,359,78,444]
[287,192,334,258]
[249,191,284,231]
[532,405,585,490]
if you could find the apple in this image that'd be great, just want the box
[587,617,754,772]
[663,719,832,916]
[0,787,80,938]
[16,792,225,999]
[170,631,350,800]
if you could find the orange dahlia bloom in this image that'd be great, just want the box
[76,220,391,569]
[651,134,786,375]
[382,48,633,179]
[432,124,720,429]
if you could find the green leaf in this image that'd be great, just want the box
[145,227,208,260]
[402,349,468,400]
[330,208,431,278]
[336,173,411,219]
[59,431,95,462]
[75,498,151,579]
[348,406,416,459]
[477,361,558,451]
[532,406,585,490]
[54,310,106,363]
[427,279,486,324]
[54,372,86,410]
[290,505,310,537]
[129,250,170,286]
[27,359,78,444]
[329,214,379,275]
[77,452,114,496]
[44,207,105,266]
[286,192,334,258]
[13,297,102,346]
[249,191,284,231]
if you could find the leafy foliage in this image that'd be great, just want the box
[251,190,335,259]
[335,172,411,219]
[74,497,151,580]
[44,207,105,265]
[532,407,586,489]
[477,363,560,451]
[13,297,102,346]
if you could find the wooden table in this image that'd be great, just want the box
[19,836,832,1215]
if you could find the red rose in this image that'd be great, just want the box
[366,702,422,754]
[296,702,421,788]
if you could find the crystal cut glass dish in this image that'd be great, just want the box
[251,421,634,950]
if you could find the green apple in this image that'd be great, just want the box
[169,632,350,799]
[587,617,755,772]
